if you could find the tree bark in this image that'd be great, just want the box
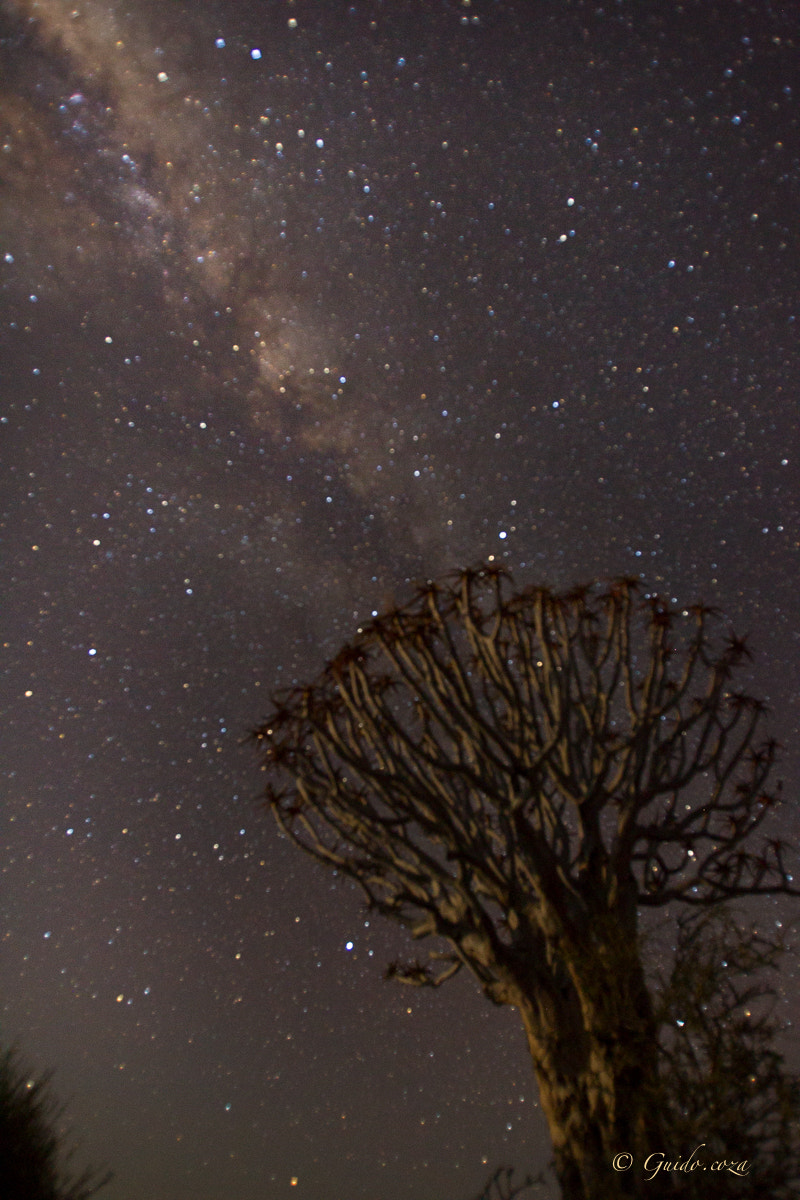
[512,930,666,1200]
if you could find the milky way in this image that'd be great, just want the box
[2,3,799,1199]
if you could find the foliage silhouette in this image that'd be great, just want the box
[653,906,800,1198]
[253,564,798,1200]
[470,1165,546,1200]
[0,1045,111,1200]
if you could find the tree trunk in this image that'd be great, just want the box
[513,933,667,1200]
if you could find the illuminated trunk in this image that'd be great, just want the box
[512,925,666,1200]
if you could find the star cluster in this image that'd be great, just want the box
[1,2,798,1198]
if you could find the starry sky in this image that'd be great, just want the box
[1,1,798,1198]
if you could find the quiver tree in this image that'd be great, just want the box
[252,565,797,1200]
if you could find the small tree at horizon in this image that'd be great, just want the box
[0,1044,111,1200]
[470,1166,545,1200]
[252,564,798,1200]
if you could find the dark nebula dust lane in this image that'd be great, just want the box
[1,2,799,1198]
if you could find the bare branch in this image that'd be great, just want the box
[254,567,797,952]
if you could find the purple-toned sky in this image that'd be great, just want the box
[2,2,798,1198]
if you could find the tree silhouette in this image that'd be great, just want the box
[470,1166,545,1200]
[0,1044,111,1200]
[654,906,800,1199]
[252,564,798,1200]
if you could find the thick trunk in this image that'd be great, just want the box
[512,928,666,1200]
[520,1004,662,1199]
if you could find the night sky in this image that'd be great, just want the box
[2,1,799,1198]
